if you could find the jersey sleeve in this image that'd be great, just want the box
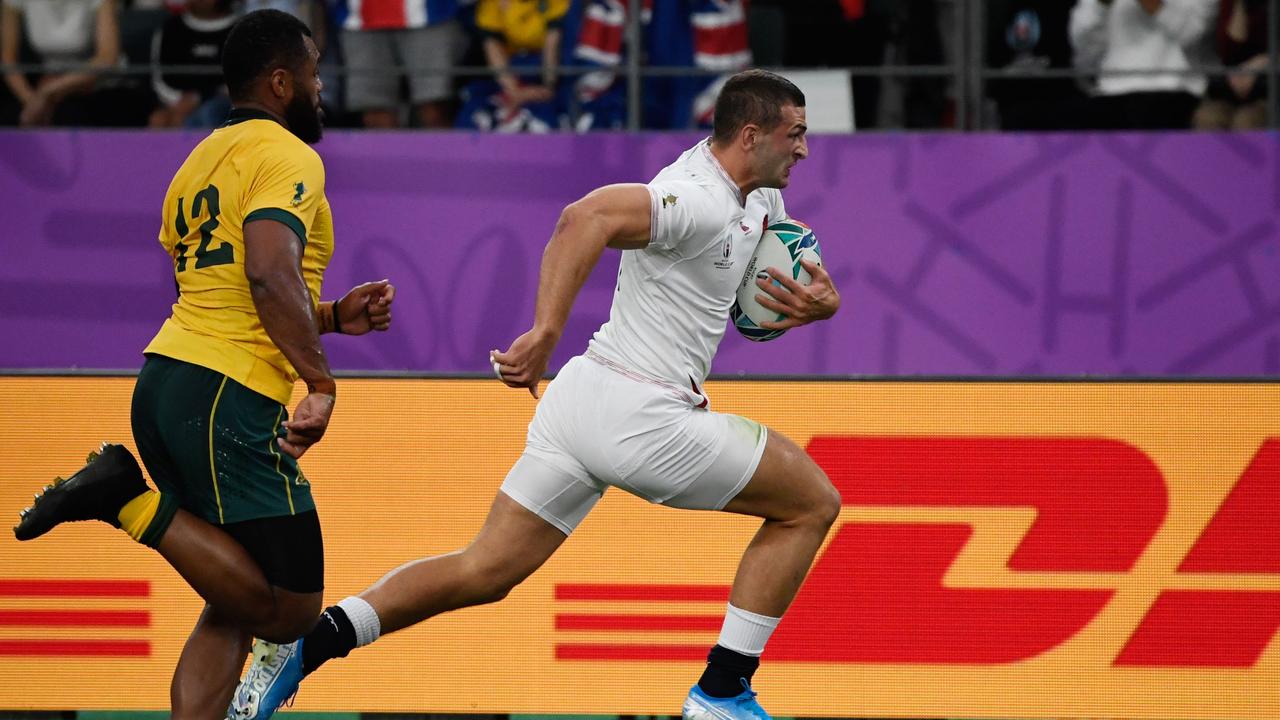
[645,180,723,252]
[242,143,326,246]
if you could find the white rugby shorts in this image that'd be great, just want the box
[500,353,767,535]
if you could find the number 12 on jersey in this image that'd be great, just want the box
[174,184,233,272]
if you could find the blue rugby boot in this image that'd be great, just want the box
[14,442,147,541]
[682,679,771,720]
[228,638,304,719]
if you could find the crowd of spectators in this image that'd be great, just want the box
[0,0,1273,131]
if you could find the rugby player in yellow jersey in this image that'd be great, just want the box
[13,10,395,719]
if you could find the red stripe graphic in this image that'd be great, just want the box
[555,584,730,602]
[556,614,721,632]
[0,610,149,627]
[0,579,152,657]
[0,640,150,657]
[0,579,149,597]
[556,643,709,661]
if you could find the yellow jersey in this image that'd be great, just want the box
[476,0,569,55]
[145,109,334,405]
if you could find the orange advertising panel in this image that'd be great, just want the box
[0,376,1277,718]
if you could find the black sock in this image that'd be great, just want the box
[697,644,760,698]
[301,605,357,675]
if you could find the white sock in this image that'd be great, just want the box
[337,596,381,648]
[716,603,780,657]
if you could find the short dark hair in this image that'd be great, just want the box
[222,10,313,102]
[711,69,806,144]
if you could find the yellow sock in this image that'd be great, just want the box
[118,491,160,542]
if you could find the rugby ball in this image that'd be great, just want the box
[730,220,822,342]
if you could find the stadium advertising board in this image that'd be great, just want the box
[1,377,1276,718]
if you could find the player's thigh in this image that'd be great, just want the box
[342,29,401,111]
[221,511,323,638]
[499,451,604,538]
[720,428,842,523]
[467,487,574,587]
[132,354,194,508]
[397,22,462,104]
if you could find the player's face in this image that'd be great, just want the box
[757,104,808,189]
[285,36,324,144]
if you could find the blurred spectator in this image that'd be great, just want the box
[1194,0,1268,129]
[1,0,138,126]
[333,0,465,128]
[572,0,750,130]
[760,0,892,130]
[148,0,236,128]
[869,0,949,128]
[457,0,568,131]
[242,0,327,49]
[987,0,1088,129]
[1070,0,1218,129]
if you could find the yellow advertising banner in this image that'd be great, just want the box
[0,376,1277,718]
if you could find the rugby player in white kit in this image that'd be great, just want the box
[229,69,842,720]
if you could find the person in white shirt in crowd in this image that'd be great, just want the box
[1070,0,1218,128]
[1,0,120,126]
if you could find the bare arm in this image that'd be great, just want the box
[491,183,652,397]
[484,36,520,97]
[542,27,561,88]
[530,184,651,340]
[244,219,335,457]
[244,219,334,392]
[1,3,33,104]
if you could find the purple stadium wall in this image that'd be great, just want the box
[1,130,1277,376]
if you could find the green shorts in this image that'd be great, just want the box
[131,353,316,525]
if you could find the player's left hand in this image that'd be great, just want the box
[336,279,395,335]
[755,259,840,330]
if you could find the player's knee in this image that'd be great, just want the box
[460,553,524,605]
[814,479,843,529]
[461,576,515,607]
[257,594,323,643]
[800,470,841,530]
[476,583,514,606]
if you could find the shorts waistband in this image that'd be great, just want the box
[583,349,708,408]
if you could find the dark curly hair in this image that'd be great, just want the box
[222,9,313,102]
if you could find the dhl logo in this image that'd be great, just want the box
[555,436,1280,668]
[0,579,151,657]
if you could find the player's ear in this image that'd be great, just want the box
[268,67,290,99]
[741,123,760,150]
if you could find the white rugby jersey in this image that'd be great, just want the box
[586,138,787,397]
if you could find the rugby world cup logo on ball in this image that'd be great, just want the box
[730,220,822,342]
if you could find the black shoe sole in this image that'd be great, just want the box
[13,442,144,541]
